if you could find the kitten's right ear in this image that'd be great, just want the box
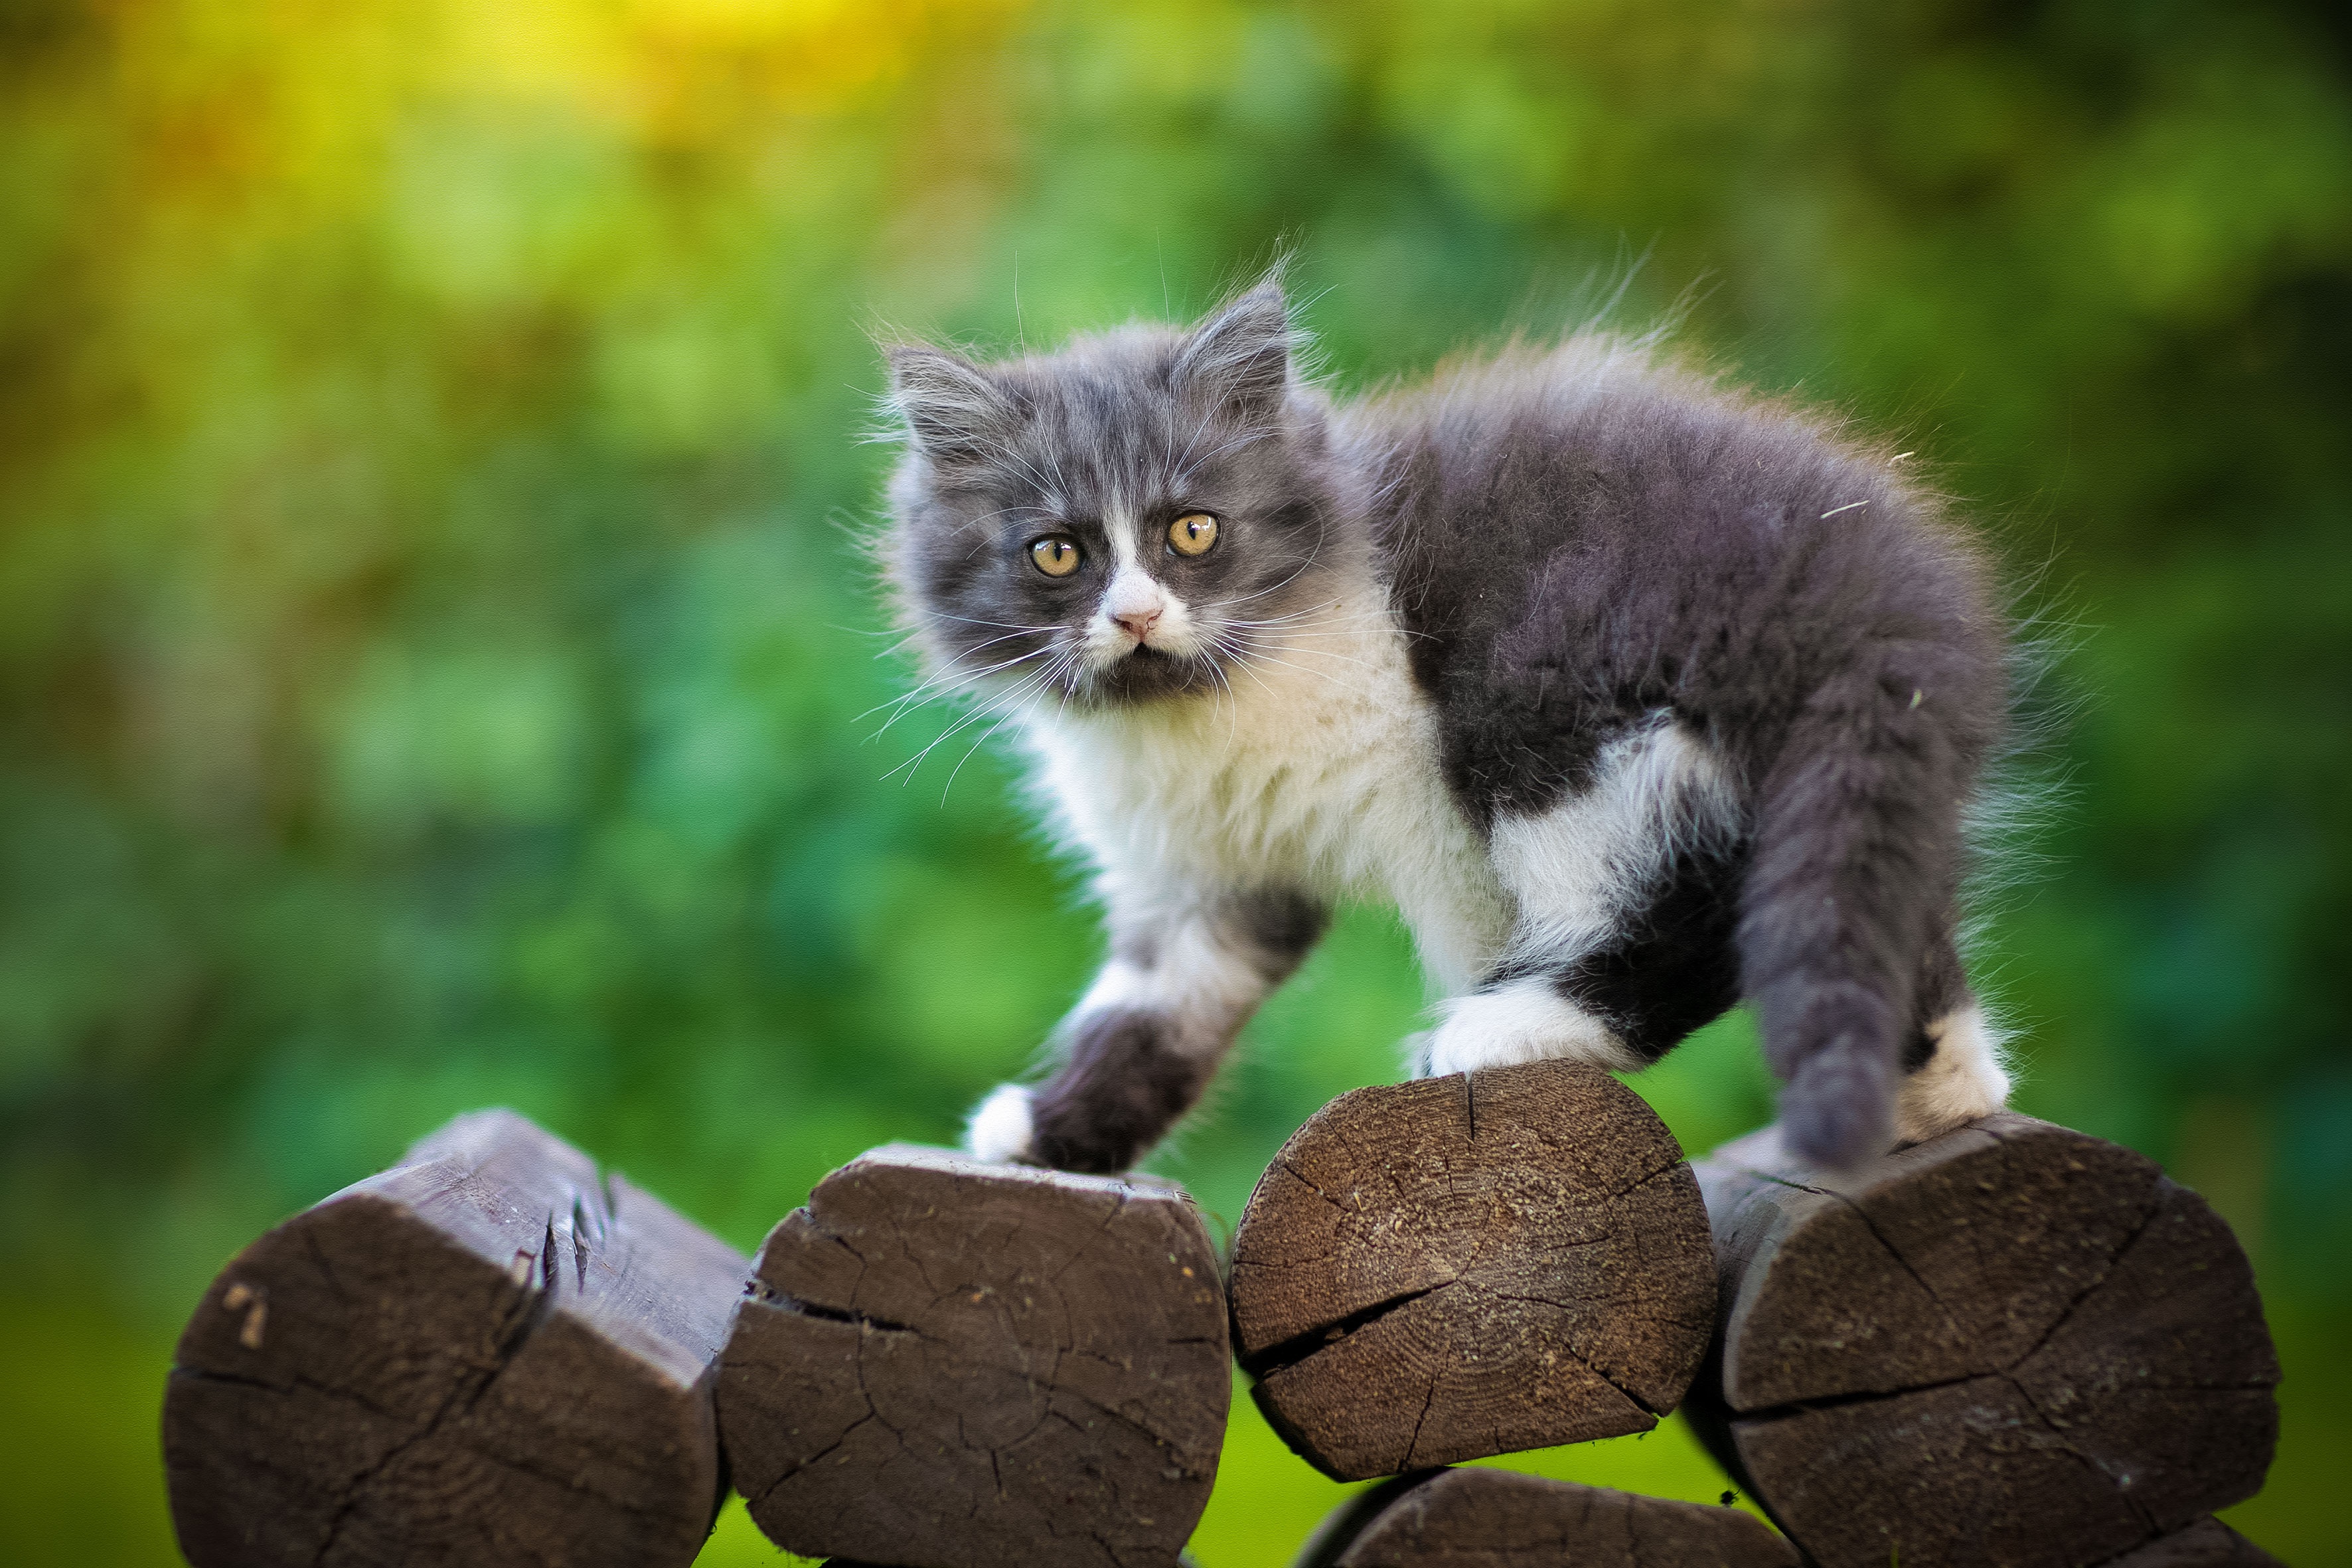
[886,345,1016,465]
[1172,283,1293,417]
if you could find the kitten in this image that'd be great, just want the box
[880,281,2012,1174]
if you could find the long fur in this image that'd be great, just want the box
[878,283,2013,1171]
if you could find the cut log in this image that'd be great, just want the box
[1227,1061,1717,1481]
[1293,1466,1799,1567]
[2098,1520,2281,1567]
[718,1144,1229,1568]
[1685,1114,2280,1568]
[164,1109,747,1568]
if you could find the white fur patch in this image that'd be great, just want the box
[1024,551,1512,998]
[1896,1004,2013,1142]
[1082,519,1210,666]
[965,1083,1036,1164]
[1421,977,1637,1076]
[1078,918,1269,1054]
[1488,721,1741,969]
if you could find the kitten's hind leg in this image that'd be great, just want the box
[1420,849,1747,1079]
[1894,927,2011,1142]
[1895,1005,2011,1142]
[1420,721,1746,1081]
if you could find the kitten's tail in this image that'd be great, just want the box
[1737,640,1991,1168]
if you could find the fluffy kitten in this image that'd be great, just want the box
[881,281,2011,1174]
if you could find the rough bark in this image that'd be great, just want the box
[719,1144,1229,1568]
[164,1109,747,1568]
[1685,1115,2280,1568]
[1229,1061,1717,1480]
[1294,1466,1799,1568]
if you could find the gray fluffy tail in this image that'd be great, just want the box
[1737,641,1991,1167]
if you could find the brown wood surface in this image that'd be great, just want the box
[719,1143,1230,1568]
[1686,1115,2280,1568]
[1294,1467,1799,1568]
[1227,1061,1717,1481]
[2098,1519,2282,1567]
[163,1109,749,1568]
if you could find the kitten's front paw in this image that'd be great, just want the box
[965,1083,1037,1164]
[1399,1030,1436,1079]
[1423,982,1638,1077]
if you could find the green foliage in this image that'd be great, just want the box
[1,0,2345,1561]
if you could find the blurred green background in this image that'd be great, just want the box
[2,0,2347,1561]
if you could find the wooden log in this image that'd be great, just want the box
[2098,1520,2281,1567]
[718,1144,1230,1568]
[1227,1061,1717,1481]
[1684,1114,2280,1568]
[164,1109,748,1568]
[1293,1467,1800,1568]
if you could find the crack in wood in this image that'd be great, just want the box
[1237,1282,1450,1379]
[307,1263,552,1565]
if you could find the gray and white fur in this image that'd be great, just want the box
[880,281,2013,1174]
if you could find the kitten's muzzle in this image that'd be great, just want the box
[1100,569,1172,653]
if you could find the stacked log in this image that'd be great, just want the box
[1684,1113,2281,1568]
[163,1110,747,1568]
[2101,1520,2283,1567]
[161,1092,2292,1568]
[1293,1467,1798,1568]
[1227,1061,1718,1480]
[717,1143,1231,1568]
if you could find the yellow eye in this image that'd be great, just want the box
[1029,535,1082,578]
[1168,512,1218,556]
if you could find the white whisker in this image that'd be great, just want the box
[1215,644,1362,696]
[1221,628,1385,678]
[866,645,1056,737]
[884,666,1056,783]
[860,633,1054,722]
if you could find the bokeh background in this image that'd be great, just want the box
[3,0,2347,1561]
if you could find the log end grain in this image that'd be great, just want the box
[1296,1467,1800,1568]
[163,1109,748,1568]
[1229,1061,1717,1481]
[1689,1114,2280,1568]
[719,1144,1230,1568]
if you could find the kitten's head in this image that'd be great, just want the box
[881,283,1340,712]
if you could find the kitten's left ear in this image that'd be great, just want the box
[1172,283,1293,417]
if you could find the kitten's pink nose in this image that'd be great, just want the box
[1115,606,1162,641]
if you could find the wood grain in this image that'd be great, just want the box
[164,1109,747,1568]
[1294,1467,1798,1568]
[719,1144,1229,1568]
[1686,1115,2280,1568]
[1229,1061,1716,1480]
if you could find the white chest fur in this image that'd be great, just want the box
[1017,580,1513,996]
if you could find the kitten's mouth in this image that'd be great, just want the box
[1080,641,1219,705]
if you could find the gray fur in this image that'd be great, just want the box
[882,284,2006,1171]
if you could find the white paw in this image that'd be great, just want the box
[1399,1030,1436,1079]
[1896,1005,2013,1142]
[1423,980,1638,1077]
[965,1083,1036,1164]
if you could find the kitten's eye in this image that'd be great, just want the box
[1168,512,1219,557]
[1030,535,1083,578]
